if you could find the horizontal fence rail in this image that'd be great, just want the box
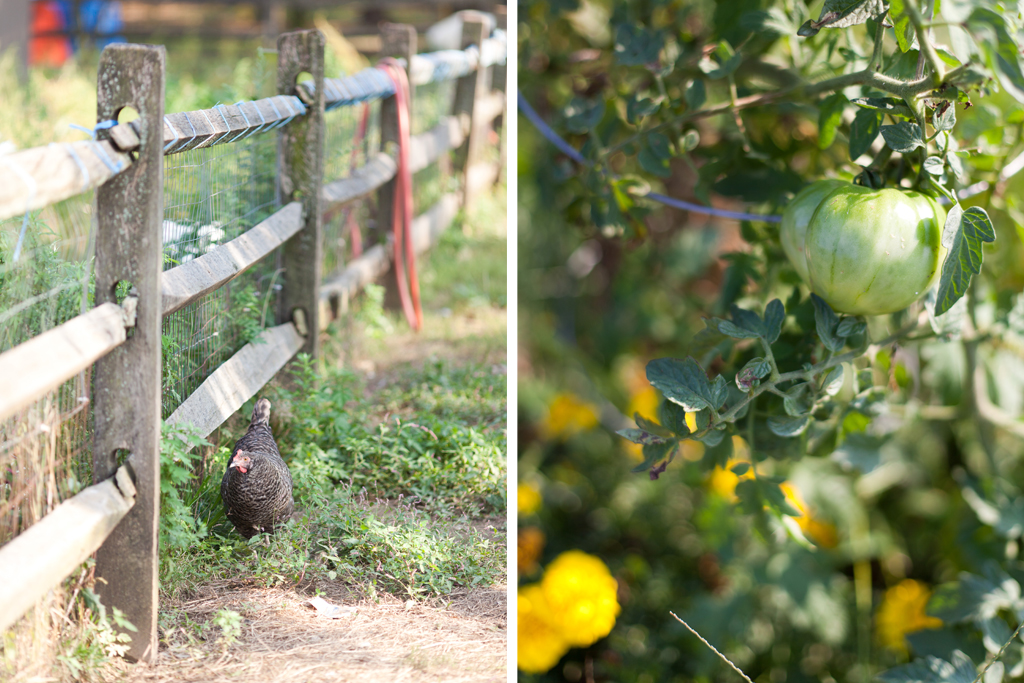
[0,12,506,661]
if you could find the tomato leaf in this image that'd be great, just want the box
[768,414,811,437]
[818,93,848,149]
[685,79,706,110]
[699,41,742,80]
[887,0,916,53]
[923,156,946,176]
[849,108,883,160]
[646,357,727,412]
[617,428,667,445]
[880,121,925,153]
[942,202,964,249]
[935,103,957,131]
[614,24,664,66]
[968,9,1024,103]
[736,357,771,392]
[876,651,977,683]
[821,365,845,396]
[647,132,673,161]
[639,144,671,178]
[658,401,691,438]
[626,95,660,124]
[564,97,605,134]
[763,299,786,343]
[811,293,845,352]
[935,207,996,315]
[630,439,677,474]
[797,0,887,36]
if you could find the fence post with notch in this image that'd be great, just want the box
[452,13,488,209]
[91,43,166,664]
[378,22,416,312]
[277,29,325,357]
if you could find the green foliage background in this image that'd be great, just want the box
[518,0,1024,680]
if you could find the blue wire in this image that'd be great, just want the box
[518,90,783,224]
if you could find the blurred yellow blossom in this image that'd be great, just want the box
[518,584,571,673]
[626,386,660,423]
[541,550,621,647]
[518,483,542,516]
[518,526,546,576]
[541,392,599,440]
[876,579,943,654]
[707,455,756,501]
[779,482,839,548]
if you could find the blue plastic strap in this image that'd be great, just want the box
[61,143,91,190]
[92,139,124,174]
[227,103,252,144]
[211,104,234,146]
[238,101,267,140]
[5,158,37,263]
[163,116,180,153]
[196,109,218,149]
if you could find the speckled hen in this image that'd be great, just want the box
[221,398,294,538]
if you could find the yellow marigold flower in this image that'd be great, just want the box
[518,483,542,516]
[876,579,943,655]
[707,455,756,502]
[518,526,546,576]
[541,550,621,647]
[779,482,839,548]
[626,386,660,423]
[541,393,599,440]
[518,584,570,674]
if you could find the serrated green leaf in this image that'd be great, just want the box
[697,428,725,447]
[630,439,677,474]
[942,202,964,249]
[818,93,848,149]
[888,0,916,53]
[768,414,811,437]
[647,132,673,160]
[763,299,786,343]
[736,357,771,392]
[627,95,660,124]
[969,9,1024,103]
[935,206,996,315]
[880,121,925,153]
[639,145,672,178]
[564,97,605,134]
[935,103,957,131]
[803,0,887,32]
[849,108,883,160]
[617,428,667,445]
[782,393,808,416]
[614,24,664,66]
[716,319,761,339]
[821,365,845,396]
[646,357,722,412]
[811,293,845,352]
[659,401,691,437]
[923,156,946,176]
[686,79,706,110]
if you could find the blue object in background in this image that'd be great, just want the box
[56,1,125,51]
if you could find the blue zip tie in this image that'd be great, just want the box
[176,112,198,153]
[239,101,267,140]
[228,103,252,144]
[211,104,234,146]
[92,140,124,174]
[195,109,219,149]
[163,116,180,153]
[60,143,91,190]
[5,158,36,263]
[266,97,285,130]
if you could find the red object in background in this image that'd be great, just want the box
[30,1,72,66]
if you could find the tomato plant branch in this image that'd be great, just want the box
[906,0,945,87]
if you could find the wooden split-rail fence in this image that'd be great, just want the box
[0,14,505,662]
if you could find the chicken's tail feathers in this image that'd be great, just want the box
[251,398,271,427]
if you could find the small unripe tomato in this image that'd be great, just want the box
[780,179,847,283]
[804,186,946,316]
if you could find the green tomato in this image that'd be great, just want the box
[780,179,848,283]
[804,186,947,316]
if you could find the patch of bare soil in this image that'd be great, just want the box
[121,583,506,683]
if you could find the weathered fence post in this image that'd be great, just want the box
[277,29,325,357]
[452,13,488,209]
[378,23,416,312]
[92,43,166,664]
[493,8,507,186]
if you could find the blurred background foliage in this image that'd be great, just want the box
[517,0,1024,680]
